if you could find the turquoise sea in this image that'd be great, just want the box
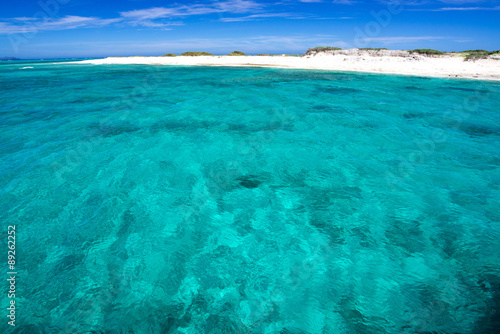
[1,59,499,333]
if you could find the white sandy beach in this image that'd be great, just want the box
[72,50,500,81]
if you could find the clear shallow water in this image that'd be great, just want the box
[1,60,500,333]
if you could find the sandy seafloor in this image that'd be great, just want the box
[1,59,500,333]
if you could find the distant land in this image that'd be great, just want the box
[0,57,20,61]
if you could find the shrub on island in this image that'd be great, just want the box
[180,52,213,56]
[465,53,489,61]
[461,49,489,53]
[227,51,245,56]
[464,50,497,61]
[306,46,342,54]
[409,49,446,56]
[162,53,177,57]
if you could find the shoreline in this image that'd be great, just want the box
[68,53,500,81]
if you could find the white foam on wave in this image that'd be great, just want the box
[21,67,34,69]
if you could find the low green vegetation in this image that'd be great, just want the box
[465,53,488,61]
[447,49,498,61]
[227,51,245,56]
[463,50,499,61]
[443,49,500,61]
[180,51,213,56]
[256,54,296,56]
[160,48,498,61]
[460,49,489,53]
[359,48,388,51]
[409,49,446,56]
[306,46,342,54]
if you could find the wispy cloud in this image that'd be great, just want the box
[119,0,264,20]
[220,13,292,22]
[299,0,357,3]
[119,0,342,26]
[0,0,359,35]
[1,0,494,37]
[409,5,500,10]
[433,5,500,10]
[220,12,353,21]
[0,0,266,34]
[438,0,488,4]
[386,0,500,11]
[0,16,121,34]
[332,0,358,4]
[287,16,354,19]
[118,0,266,27]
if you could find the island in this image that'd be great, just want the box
[0,57,21,61]
[70,48,500,81]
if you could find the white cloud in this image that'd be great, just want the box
[332,0,358,4]
[0,0,266,34]
[0,0,365,35]
[118,0,266,28]
[408,4,500,10]
[438,0,487,4]
[119,0,264,20]
[435,5,500,10]
[220,13,293,22]
[214,0,264,13]
[0,16,121,34]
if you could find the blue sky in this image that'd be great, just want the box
[1,0,499,58]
